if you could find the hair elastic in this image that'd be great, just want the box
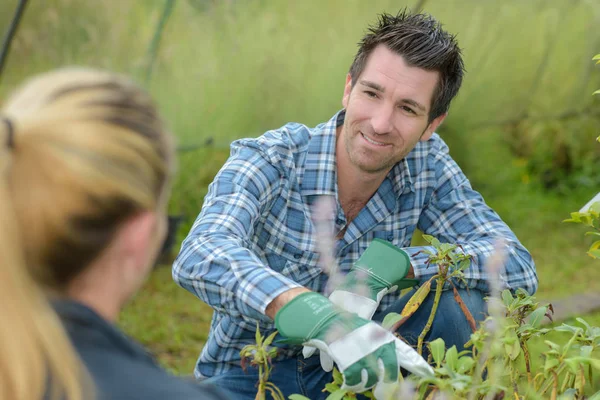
[1,117,14,149]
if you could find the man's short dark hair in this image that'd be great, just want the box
[349,10,465,122]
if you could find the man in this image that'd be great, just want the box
[173,10,537,399]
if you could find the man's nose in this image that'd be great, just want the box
[371,104,394,135]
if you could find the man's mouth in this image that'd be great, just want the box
[361,133,387,147]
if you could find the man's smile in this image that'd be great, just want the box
[360,132,389,147]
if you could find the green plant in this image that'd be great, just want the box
[382,235,475,355]
[564,203,600,259]
[239,324,283,400]
[563,53,600,259]
[242,236,600,399]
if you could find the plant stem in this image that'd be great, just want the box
[560,372,571,394]
[519,340,532,385]
[256,364,265,400]
[540,364,566,394]
[417,276,444,355]
[550,371,558,400]
[579,365,586,398]
[510,366,519,399]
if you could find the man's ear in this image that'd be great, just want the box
[421,112,447,141]
[118,211,157,274]
[342,73,353,109]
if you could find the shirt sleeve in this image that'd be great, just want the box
[172,143,303,322]
[407,140,538,295]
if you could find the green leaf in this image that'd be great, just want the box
[255,323,263,346]
[590,202,600,213]
[545,340,562,351]
[456,356,476,374]
[332,367,343,385]
[544,357,559,373]
[263,330,278,347]
[576,318,591,330]
[588,389,600,400]
[501,290,514,307]
[458,259,470,271]
[594,90,600,96]
[382,312,404,330]
[428,338,446,367]
[363,390,376,399]
[421,234,435,244]
[593,54,600,60]
[554,324,581,334]
[528,306,548,329]
[324,389,348,400]
[445,345,458,371]
[440,243,455,255]
[587,249,600,259]
[324,383,339,393]
[565,358,582,374]
[584,231,600,237]
[289,395,312,400]
[504,329,521,360]
[399,277,433,320]
[564,212,582,223]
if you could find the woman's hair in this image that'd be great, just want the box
[0,67,174,399]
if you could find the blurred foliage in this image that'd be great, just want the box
[1,0,599,214]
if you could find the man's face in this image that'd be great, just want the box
[340,45,446,174]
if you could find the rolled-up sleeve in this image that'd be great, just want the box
[172,145,303,322]
[406,140,537,295]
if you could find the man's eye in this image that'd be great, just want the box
[401,105,416,114]
[365,91,378,98]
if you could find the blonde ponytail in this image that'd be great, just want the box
[0,120,86,399]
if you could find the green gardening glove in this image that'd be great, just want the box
[332,239,419,319]
[303,239,419,366]
[276,292,433,395]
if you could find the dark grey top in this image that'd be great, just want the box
[54,299,229,400]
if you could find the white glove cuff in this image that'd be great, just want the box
[329,290,378,319]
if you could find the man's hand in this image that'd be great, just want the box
[276,292,433,396]
[303,239,419,365]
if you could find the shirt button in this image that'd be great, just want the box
[387,234,394,241]
[294,253,301,260]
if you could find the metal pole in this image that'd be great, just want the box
[144,0,176,85]
[0,0,30,84]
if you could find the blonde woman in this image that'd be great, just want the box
[0,148,85,399]
[1,68,228,400]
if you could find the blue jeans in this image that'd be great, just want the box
[204,288,487,400]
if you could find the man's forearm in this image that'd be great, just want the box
[265,287,311,319]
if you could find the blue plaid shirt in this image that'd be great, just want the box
[173,110,537,378]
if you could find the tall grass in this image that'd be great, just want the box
[2,0,598,140]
